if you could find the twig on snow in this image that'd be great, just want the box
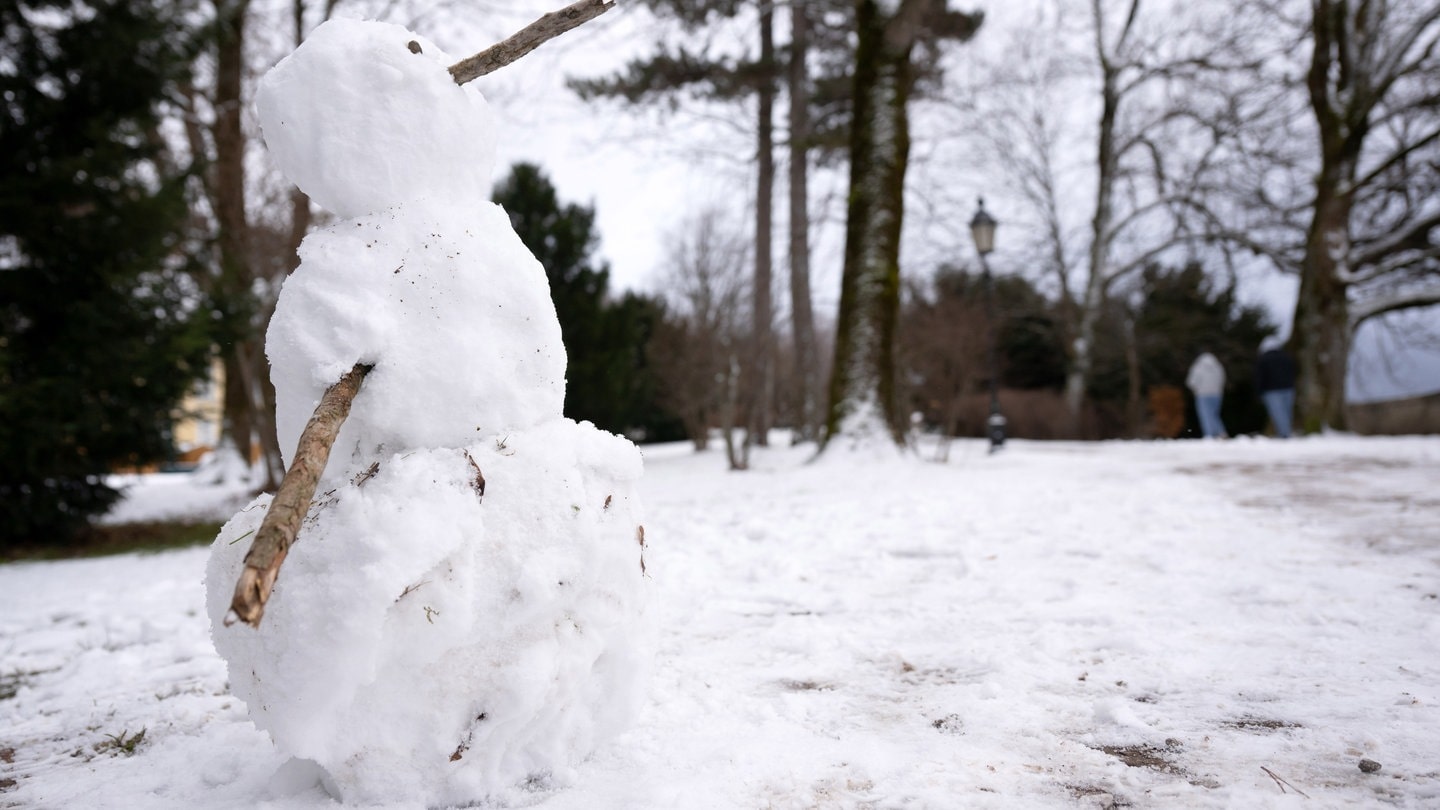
[1260,765,1310,798]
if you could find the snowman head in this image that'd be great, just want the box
[257,18,498,219]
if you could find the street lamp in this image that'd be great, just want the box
[969,198,1006,453]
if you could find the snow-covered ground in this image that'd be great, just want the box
[3,435,1438,809]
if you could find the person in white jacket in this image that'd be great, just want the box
[1186,350,1228,438]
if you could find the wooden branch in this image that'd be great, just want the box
[227,361,373,628]
[1260,765,1310,798]
[448,0,614,85]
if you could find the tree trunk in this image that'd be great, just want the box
[1065,48,1122,437]
[212,0,269,482]
[221,350,255,469]
[1293,0,1365,434]
[748,4,776,449]
[721,352,749,469]
[788,0,820,443]
[1293,189,1353,432]
[1123,314,1143,436]
[1061,335,1090,436]
[822,0,923,449]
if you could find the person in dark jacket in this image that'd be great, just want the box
[1256,336,1297,438]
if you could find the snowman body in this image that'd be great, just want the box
[203,19,650,806]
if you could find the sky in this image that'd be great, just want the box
[4,434,1439,807]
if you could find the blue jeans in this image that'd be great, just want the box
[1195,395,1226,438]
[1262,388,1295,438]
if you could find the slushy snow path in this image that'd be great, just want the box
[3,435,1438,808]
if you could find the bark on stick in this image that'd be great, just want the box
[448,0,614,84]
[228,361,373,628]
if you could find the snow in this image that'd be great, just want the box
[256,18,497,221]
[258,19,561,462]
[4,435,1439,808]
[204,424,647,806]
[265,201,565,461]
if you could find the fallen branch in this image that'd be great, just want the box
[448,0,615,84]
[227,361,373,628]
[1260,765,1310,798]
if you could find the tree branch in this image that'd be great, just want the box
[449,0,615,85]
[1348,125,1440,197]
[1351,286,1440,327]
[1350,209,1440,271]
[227,361,373,628]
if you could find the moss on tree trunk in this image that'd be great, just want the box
[823,0,913,448]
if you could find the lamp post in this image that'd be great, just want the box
[969,198,1006,453]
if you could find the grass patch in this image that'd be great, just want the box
[2,520,223,563]
[94,728,146,757]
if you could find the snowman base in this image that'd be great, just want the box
[206,418,651,806]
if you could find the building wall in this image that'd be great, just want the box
[171,357,224,459]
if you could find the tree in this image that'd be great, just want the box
[493,162,675,437]
[571,0,861,447]
[821,0,981,448]
[605,292,689,443]
[951,0,1264,432]
[571,0,782,453]
[1287,0,1440,431]
[786,0,856,442]
[898,261,1276,441]
[897,268,989,455]
[176,0,347,491]
[787,0,821,441]
[901,265,1096,442]
[649,208,752,453]
[0,0,212,545]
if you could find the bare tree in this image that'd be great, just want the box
[948,0,1265,433]
[570,0,784,456]
[651,209,752,458]
[896,270,989,459]
[178,0,343,490]
[181,0,288,489]
[1285,0,1440,431]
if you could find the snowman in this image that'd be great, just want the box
[203,17,650,806]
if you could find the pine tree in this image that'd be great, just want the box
[0,0,211,546]
[492,163,678,439]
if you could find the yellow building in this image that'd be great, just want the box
[170,356,224,465]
